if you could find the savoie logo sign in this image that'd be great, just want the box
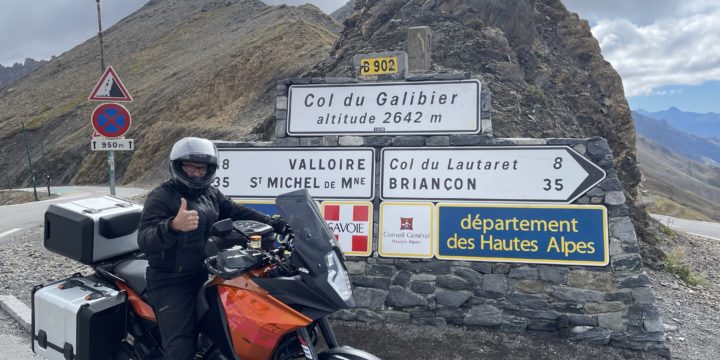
[435,203,608,266]
[287,80,481,135]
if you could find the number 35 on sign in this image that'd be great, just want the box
[91,138,134,151]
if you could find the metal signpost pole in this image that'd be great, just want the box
[20,119,38,201]
[96,0,116,196]
[40,142,51,197]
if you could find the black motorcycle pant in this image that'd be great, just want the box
[146,269,207,360]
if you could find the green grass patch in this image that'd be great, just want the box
[645,195,714,222]
[27,95,85,130]
[662,249,705,286]
[658,223,677,239]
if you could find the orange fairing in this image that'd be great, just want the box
[217,275,312,359]
[116,281,156,322]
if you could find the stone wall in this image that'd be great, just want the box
[219,75,668,357]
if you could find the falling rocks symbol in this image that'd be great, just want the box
[88,66,133,102]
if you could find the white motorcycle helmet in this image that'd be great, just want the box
[169,137,218,195]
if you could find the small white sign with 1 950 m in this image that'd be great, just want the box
[91,138,134,151]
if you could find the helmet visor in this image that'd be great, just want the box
[170,137,218,166]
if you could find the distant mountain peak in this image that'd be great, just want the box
[0,57,48,89]
[636,107,720,139]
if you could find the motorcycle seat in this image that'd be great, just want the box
[113,259,149,295]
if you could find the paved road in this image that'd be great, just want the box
[0,186,147,244]
[651,214,720,241]
[0,334,39,359]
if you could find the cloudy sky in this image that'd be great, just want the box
[1,0,718,113]
[563,0,720,113]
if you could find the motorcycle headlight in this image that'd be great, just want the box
[325,250,353,303]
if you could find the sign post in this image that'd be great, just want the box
[88,49,133,195]
[90,2,133,196]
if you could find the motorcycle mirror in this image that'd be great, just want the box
[210,218,233,236]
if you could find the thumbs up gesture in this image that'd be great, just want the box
[170,198,200,232]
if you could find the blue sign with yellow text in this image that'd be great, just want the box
[231,199,279,216]
[436,203,608,266]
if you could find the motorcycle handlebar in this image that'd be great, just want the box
[204,230,296,279]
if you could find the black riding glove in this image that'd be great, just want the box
[270,216,292,236]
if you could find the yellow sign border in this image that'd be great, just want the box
[379,201,435,259]
[434,203,609,266]
[320,201,374,257]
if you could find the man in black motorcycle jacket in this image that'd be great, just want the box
[138,137,290,360]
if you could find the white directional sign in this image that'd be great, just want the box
[381,146,606,203]
[287,80,480,135]
[216,148,375,199]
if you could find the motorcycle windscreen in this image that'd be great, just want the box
[276,189,351,308]
[276,189,335,257]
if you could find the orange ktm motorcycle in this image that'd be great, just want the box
[33,190,380,360]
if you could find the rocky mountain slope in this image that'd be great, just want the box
[0,58,48,89]
[331,0,356,21]
[637,135,720,221]
[312,0,640,200]
[0,0,340,188]
[632,110,720,220]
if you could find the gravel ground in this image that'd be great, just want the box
[648,233,720,359]
[1,225,718,359]
[0,190,54,206]
[0,226,91,305]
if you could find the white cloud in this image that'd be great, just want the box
[563,0,718,25]
[587,6,720,96]
[651,89,683,96]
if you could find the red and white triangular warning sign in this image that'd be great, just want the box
[88,66,133,102]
